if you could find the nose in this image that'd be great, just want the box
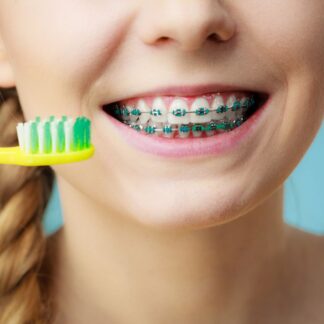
[137,0,236,52]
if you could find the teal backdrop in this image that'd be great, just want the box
[42,124,324,236]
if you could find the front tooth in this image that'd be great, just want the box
[168,98,190,124]
[138,99,151,124]
[205,121,216,137]
[177,124,191,138]
[150,97,168,123]
[211,96,226,121]
[225,95,237,121]
[192,124,204,138]
[162,123,175,138]
[190,98,211,124]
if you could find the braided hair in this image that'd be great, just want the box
[0,88,56,323]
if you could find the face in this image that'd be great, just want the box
[0,0,323,230]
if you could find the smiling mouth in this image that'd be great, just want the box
[102,91,269,139]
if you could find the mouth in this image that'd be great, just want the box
[101,90,269,139]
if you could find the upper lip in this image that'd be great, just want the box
[102,83,264,105]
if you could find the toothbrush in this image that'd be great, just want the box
[0,115,95,166]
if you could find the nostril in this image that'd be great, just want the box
[156,36,172,46]
[159,37,169,41]
[208,33,223,42]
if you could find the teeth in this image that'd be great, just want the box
[119,104,131,122]
[114,93,255,132]
[225,95,237,121]
[177,124,191,138]
[168,98,190,124]
[126,119,247,138]
[138,99,151,124]
[144,120,158,136]
[240,96,250,113]
[211,96,226,121]
[205,129,216,137]
[129,105,140,122]
[162,124,175,138]
[151,97,168,123]
[190,98,211,124]
[192,124,204,137]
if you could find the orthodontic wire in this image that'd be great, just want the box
[127,118,247,134]
[112,96,256,134]
[114,96,255,118]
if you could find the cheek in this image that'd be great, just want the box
[238,0,324,76]
[237,0,324,154]
[0,1,135,118]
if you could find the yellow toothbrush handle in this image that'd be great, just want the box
[0,145,95,166]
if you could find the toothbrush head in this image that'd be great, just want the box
[0,115,95,166]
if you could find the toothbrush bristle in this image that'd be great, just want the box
[16,116,92,154]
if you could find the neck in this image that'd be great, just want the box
[51,177,291,324]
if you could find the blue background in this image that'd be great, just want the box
[43,124,324,236]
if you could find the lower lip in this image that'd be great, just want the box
[100,98,271,158]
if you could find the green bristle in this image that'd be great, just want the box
[85,119,91,148]
[72,118,77,151]
[44,121,52,153]
[77,117,82,150]
[76,118,82,151]
[73,117,80,151]
[30,122,39,154]
[69,117,93,151]
[78,117,86,150]
[79,117,86,150]
[57,120,65,152]
[23,116,91,155]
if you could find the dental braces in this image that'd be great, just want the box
[123,116,247,135]
[113,96,256,118]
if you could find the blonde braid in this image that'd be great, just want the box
[0,90,55,324]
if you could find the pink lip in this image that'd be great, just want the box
[99,95,271,159]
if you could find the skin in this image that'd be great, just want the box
[0,0,324,323]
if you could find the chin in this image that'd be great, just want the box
[124,192,243,232]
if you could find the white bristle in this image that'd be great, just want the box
[15,116,86,155]
[37,121,45,154]
[64,117,74,152]
[16,123,25,151]
[23,122,31,154]
[50,118,59,153]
